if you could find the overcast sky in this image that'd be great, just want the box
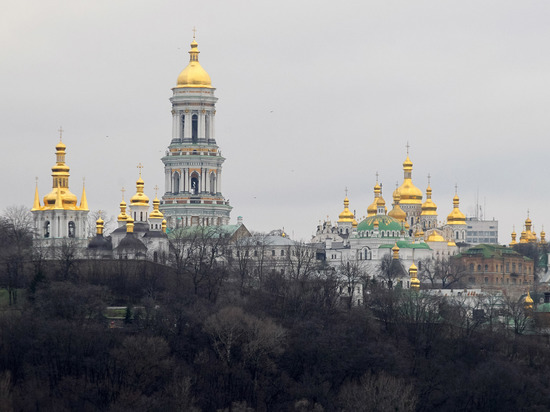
[2,1,550,243]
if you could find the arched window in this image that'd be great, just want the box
[44,221,50,238]
[180,114,185,139]
[140,211,143,221]
[191,173,199,195]
[205,114,210,139]
[192,114,198,142]
[68,221,75,238]
[210,172,216,194]
[173,172,180,195]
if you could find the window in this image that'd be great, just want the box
[469,263,474,272]
[272,250,275,256]
[172,172,180,195]
[281,250,285,256]
[44,221,50,238]
[68,221,75,238]
[192,114,198,142]
[181,114,185,138]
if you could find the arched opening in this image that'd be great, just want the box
[191,172,199,195]
[180,114,185,139]
[68,221,75,238]
[192,114,198,143]
[210,172,216,194]
[205,114,210,139]
[44,221,50,238]
[172,172,180,194]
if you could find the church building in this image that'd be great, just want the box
[160,35,232,228]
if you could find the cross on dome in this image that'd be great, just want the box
[137,163,144,177]
[121,187,126,200]
[58,126,64,142]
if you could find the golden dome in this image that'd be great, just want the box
[367,182,381,217]
[388,191,407,223]
[96,216,104,235]
[130,174,150,206]
[118,198,129,222]
[149,196,164,219]
[446,193,466,225]
[338,197,355,223]
[42,140,82,210]
[398,155,423,205]
[392,243,400,259]
[524,291,534,310]
[447,240,456,247]
[421,185,438,216]
[510,227,517,246]
[352,219,358,228]
[176,38,212,88]
[426,231,445,242]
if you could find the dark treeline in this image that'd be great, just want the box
[2,255,550,412]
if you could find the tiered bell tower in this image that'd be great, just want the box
[160,34,232,227]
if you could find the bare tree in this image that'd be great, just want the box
[376,252,405,288]
[87,209,115,237]
[418,257,467,289]
[0,206,34,305]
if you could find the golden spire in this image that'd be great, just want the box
[162,219,167,233]
[80,178,89,211]
[149,185,164,219]
[510,226,517,246]
[118,187,129,222]
[96,211,104,236]
[176,31,212,88]
[397,145,423,205]
[541,226,546,244]
[409,262,420,290]
[389,182,407,223]
[446,185,466,225]
[367,173,381,217]
[126,215,134,233]
[392,243,400,260]
[338,194,354,223]
[43,136,78,210]
[524,290,534,310]
[421,174,438,216]
[32,177,41,211]
[130,164,150,206]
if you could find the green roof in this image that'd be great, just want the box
[379,240,431,250]
[356,215,404,234]
[456,244,532,260]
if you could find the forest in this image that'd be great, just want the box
[1,209,550,411]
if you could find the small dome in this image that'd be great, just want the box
[447,193,466,225]
[338,197,354,223]
[398,155,422,205]
[149,196,164,219]
[421,185,438,216]
[130,175,150,206]
[426,231,445,242]
[176,39,212,88]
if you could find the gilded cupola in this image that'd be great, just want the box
[176,34,212,88]
[388,188,407,223]
[409,262,420,290]
[338,197,354,223]
[421,183,437,216]
[130,166,150,207]
[510,227,517,246]
[446,191,466,225]
[149,195,164,219]
[397,152,423,205]
[41,138,84,211]
[367,180,381,217]
[118,188,129,222]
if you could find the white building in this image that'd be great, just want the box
[160,35,232,228]
[31,138,89,253]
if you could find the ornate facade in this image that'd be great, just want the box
[160,36,232,228]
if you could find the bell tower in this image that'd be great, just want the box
[160,34,232,227]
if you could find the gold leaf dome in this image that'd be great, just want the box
[447,194,466,225]
[388,191,407,222]
[398,155,423,205]
[338,197,354,223]
[421,185,438,216]
[367,182,381,217]
[176,38,212,88]
[130,175,150,206]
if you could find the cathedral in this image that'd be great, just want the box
[31,35,236,259]
[313,150,469,286]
